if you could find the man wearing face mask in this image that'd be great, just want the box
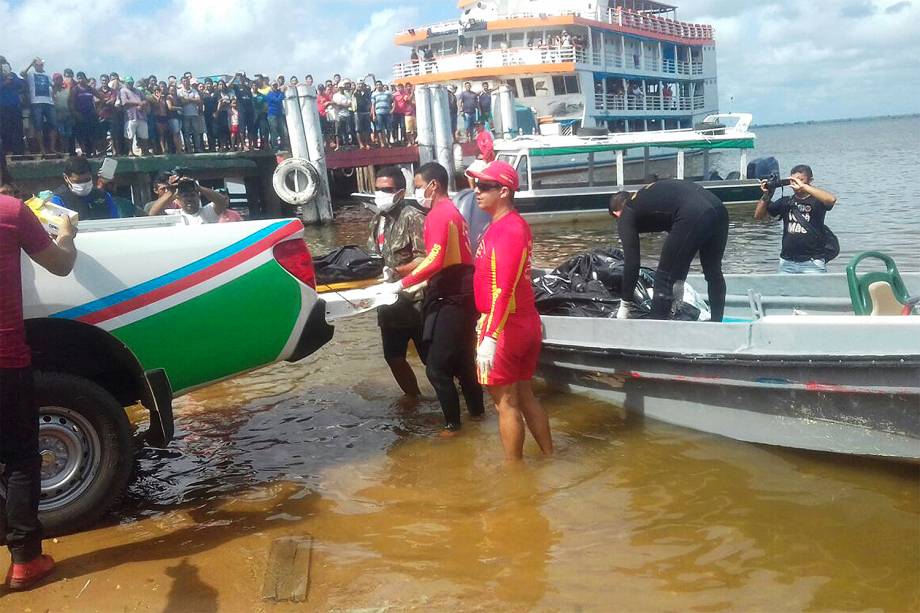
[367,166,428,403]
[378,162,485,434]
[47,155,119,220]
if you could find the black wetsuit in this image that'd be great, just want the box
[617,179,729,322]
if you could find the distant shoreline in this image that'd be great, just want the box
[753,113,919,128]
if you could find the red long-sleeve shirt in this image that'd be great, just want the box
[474,210,537,341]
[400,196,473,288]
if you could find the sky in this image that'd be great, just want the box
[1,0,917,124]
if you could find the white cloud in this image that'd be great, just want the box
[0,0,419,83]
[679,0,920,122]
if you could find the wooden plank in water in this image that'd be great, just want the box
[261,535,313,602]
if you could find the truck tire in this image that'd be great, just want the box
[33,372,134,536]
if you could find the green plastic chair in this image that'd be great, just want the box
[846,251,912,315]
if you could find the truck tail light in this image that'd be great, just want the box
[273,238,316,289]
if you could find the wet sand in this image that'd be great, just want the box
[4,310,918,612]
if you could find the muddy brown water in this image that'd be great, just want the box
[6,118,920,611]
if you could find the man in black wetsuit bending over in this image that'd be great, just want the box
[608,179,728,322]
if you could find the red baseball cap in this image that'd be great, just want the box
[466,160,519,191]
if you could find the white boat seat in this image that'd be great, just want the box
[868,281,903,315]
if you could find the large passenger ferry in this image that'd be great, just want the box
[393,0,718,133]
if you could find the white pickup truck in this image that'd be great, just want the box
[14,215,336,535]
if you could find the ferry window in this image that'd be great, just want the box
[509,33,525,48]
[521,78,536,97]
[564,75,579,94]
[534,79,550,96]
[459,35,473,53]
[442,40,456,54]
[552,75,581,95]
[490,33,507,49]
[505,79,519,98]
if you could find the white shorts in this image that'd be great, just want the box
[125,119,149,141]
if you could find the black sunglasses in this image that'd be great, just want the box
[474,180,502,191]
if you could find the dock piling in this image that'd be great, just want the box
[415,84,435,167]
[430,85,456,191]
[298,84,333,223]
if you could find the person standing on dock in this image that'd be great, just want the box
[477,82,493,131]
[467,160,553,461]
[20,58,57,155]
[377,162,485,435]
[608,178,729,322]
[754,164,838,274]
[459,82,478,142]
[371,81,393,148]
[367,166,428,404]
[0,56,26,157]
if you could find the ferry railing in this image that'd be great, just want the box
[396,7,713,42]
[594,93,626,111]
[594,93,699,113]
[604,53,625,69]
[392,46,586,79]
[603,8,714,40]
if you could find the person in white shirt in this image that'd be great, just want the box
[147,174,230,224]
[332,81,356,148]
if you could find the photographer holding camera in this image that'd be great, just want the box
[147,170,229,224]
[754,164,838,274]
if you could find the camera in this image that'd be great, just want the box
[176,177,198,194]
[763,173,791,191]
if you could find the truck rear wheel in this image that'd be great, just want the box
[33,372,134,536]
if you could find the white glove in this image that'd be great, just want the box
[616,301,632,320]
[476,337,497,374]
[376,280,404,295]
[381,266,396,282]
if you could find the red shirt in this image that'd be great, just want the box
[393,92,410,115]
[0,196,53,368]
[401,196,473,288]
[474,210,537,341]
[317,92,331,115]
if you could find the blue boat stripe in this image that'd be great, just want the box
[52,221,290,320]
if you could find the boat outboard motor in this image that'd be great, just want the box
[746,156,780,180]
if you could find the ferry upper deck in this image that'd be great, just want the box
[393,0,718,132]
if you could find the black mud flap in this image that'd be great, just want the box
[287,299,335,362]
[141,368,174,448]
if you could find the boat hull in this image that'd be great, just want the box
[537,311,920,460]
[539,346,920,460]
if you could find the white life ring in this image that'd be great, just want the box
[273,157,320,204]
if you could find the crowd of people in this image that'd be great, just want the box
[0,54,499,160]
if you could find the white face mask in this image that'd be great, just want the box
[68,180,93,196]
[414,183,432,208]
[373,190,398,213]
